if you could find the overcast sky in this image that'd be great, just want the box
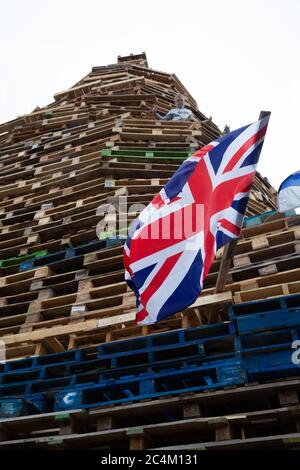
[1,0,299,190]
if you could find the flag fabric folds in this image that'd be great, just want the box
[278,171,300,212]
[123,116,270,325]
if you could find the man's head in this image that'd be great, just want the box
[174,94,185,108]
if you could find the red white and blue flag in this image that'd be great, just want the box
[123,116,270,325]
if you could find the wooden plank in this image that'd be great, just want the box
[0,292,232,346]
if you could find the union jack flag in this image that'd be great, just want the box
[123,116,270,325]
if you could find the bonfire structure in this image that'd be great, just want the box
[0,53,299,450]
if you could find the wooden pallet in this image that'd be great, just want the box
[1,377,300,449]
[0,292,231,359]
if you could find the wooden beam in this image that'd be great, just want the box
[43,337,65,353]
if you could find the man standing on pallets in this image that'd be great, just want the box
[153,93,212,123]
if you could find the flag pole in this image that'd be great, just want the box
[208,110,271,324]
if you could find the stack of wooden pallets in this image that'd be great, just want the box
[1,53,300,451]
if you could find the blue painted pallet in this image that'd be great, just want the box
[0,345,238,393]
[0,398,30,418]
[4,344,298,397]
[243,209,296,227]
[105,237,125,248]
[98,337,235,370]
[0,359,114,393]
[0,340,299,416]
[0,367,46,386]
[18,237,124,272]
[1,349,85,373]
[0,350,92,390]
[73,240,106,256]
[19,247,77,271]
[2,318,299,396]
[0,324,235,379]
[0,395,47,418]
[244,348,300,380]
[99,322,235,356]
[236,327,300,352]
[53,357,248,411]
[228,294,300,334]
[235,326,300,381]
[0,350,241,396]
[0,373,101,398]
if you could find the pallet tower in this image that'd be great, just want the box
[0,53,300,450]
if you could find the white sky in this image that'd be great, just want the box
[1,0,299,190]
